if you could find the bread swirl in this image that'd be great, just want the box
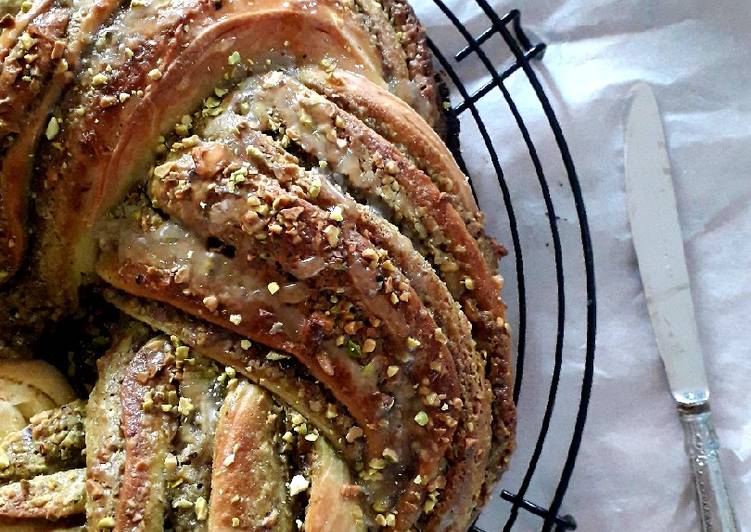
[0,1,514,529]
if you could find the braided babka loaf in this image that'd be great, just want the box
[0,0,515,529]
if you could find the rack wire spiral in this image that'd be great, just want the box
[420,2,597,530]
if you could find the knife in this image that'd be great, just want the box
[625,83,739,532]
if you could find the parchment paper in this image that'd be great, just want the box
[410,1,751,530]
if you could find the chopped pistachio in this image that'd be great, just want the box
[232,517,240,527]
[240,339,252,350]
[147,68,162,80]
[382,448,398,462]
[164,453,178,474]
[228,51,241,65]
[91,72,108,86]
[369,457,386,470]
[414,410,429,426]
[329,205,344,222]
[267,281,280,295]
[97,517,116,529]
[433,327,448,344]
[320,56,337,73]
[463,277,475,290]
[45,116,60,140]
[289,474,309,496]
[194,496,208,520]
[386,365,400,378]
[362,248,378,261]
[177,397,194,416]
[362,338,377,353]
[323,225,340,247]
[406,337,421,351]
[202,295,219,311]
[345,426,363,442]
[266,351,289,361]
[153,162,174,178]
[172,498,193,509]
[229,314,242,325]
[346,339,362,359]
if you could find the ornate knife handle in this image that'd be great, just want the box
[679,407,739,532]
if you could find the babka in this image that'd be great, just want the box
[0,0,515,529]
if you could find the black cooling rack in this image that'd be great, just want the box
[423,1,597,531]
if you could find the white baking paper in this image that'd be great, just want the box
[410,0,751,530]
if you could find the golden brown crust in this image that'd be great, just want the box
[193,107,493,529]
[28,0,387,309]
[0,468,85,521]
[209,381,293,531]
[84,326,149,530]
[382,0,444,129]
[0,2,70,277]
[95,197,460,528]
[305,437,365,532]
[239,73,514,518]
[115,337,178,531]
[299,67,479,218]
[0,0,514,529]
[102,289,365,465]
[0,0,124,282]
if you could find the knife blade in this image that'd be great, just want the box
[625,82,738,532]
[624,82,708,407]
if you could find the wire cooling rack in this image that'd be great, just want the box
[420,1,597,530]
